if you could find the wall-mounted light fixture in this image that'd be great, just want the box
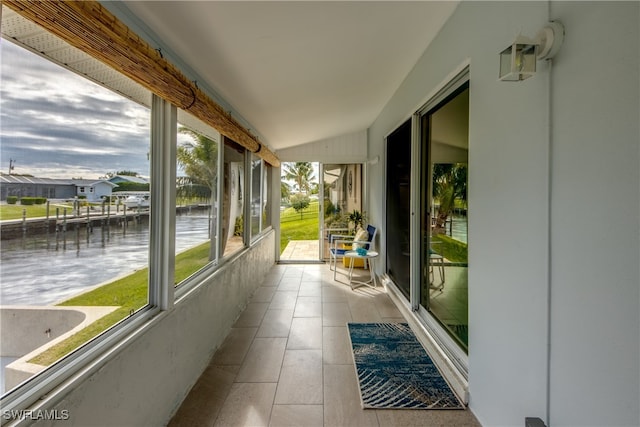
[499,21,565,81]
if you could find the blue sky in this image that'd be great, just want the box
[1,40,152,179]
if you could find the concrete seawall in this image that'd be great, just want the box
[1,306,118,391]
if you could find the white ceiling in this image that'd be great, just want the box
[120,1,459,151]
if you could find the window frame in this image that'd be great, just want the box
[0,26,275,421]
[0,96,174,414]
[173,115,222,291]
[219,137,248,259]
[250,154,267,241]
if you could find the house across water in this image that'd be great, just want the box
[0,175,117,203]
[0,174,151,203]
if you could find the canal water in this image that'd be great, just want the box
[0,212,211,306]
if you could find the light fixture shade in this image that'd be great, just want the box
[498,22,564,82]
[499,39,537,81]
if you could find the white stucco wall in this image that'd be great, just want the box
[367,2,639,426]
[547,3,639,426]
[29,231,276,427]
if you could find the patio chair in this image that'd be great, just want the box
[429,241,445,290]
[329,225,377,280]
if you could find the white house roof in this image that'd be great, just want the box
[0,175,116,188]
[72,179,118,188]
[109,175,149,184]
[0,175,69,185]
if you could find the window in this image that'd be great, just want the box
[263,164,272,230]
[0,39,151,395]
[221,138,246,257]
[249,155,272,239]
[174,116,221,287]
[250,153,263,238]
[420,83,469,353]
[0,5,275,412]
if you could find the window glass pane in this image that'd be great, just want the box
[0,41,150,394]
[263,164,272,229]
[420,85,469,353]
[222,139,245,256]
[174,117,220,286]
[385,120,412,298]
[323,163,363,259]
[250,154,262,238]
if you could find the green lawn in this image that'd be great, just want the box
[23,205,464,366]
[279,201,319,253]
[23,197,324,365]
[29,242,211,366]
[0,203,73,220]
[26,199,331,364]
[430,234,468,264]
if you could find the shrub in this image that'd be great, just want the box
[20,197,47,205]
[234,215,243,236]
[324,199,337,216]
[114,182,149,192]
[290,193,310,218]
[6,196,18,204]
[20,197,35,205]
[431,234,468,264]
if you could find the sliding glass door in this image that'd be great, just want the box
[321,163,363,260]
[420,83,469,352]
[385,70,469,366]
[385,120,412,298]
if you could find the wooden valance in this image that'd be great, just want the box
[3,0,280,167]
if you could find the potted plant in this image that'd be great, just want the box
[348,209,366,231]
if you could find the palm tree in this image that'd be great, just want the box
[432,163,467,233]
[177,127,218,198]
[282,162,314,194]
[281,181,292,202]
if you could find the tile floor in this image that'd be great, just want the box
[168,263,480,427]
[279,240,320,261]
[428,266,469,350]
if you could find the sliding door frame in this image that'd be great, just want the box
[414,68,470,377]
[382,67,470,378]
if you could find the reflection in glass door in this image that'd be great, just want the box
[321,163,363,260]
[420,84,469,352]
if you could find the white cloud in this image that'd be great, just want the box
[1,40,151,179]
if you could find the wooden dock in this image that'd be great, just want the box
[0,204,210,240]
[0,210,149,240]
